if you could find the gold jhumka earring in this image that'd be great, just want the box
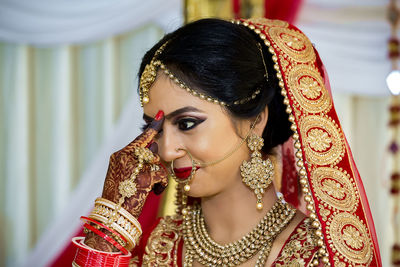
[240,133,273,210]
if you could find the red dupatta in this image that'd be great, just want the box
[235,18,382,266]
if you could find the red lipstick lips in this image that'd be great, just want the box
[173,166,200,180]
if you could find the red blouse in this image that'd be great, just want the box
[132,216,320,266]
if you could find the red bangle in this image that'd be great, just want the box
[81,216,128,246]
[83,223,129,255]
[72,237,131,267]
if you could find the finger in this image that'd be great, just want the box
[153,183,166,195]
[124,110,164,151]
[148,142,158,154]
[158,163,169,187]
[135,110,164,148]
[152,164,169,195]
[148,142,161,164]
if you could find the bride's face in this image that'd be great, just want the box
[142,73,251,198]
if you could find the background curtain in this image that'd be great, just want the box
[0,24,168,267]
[0,0,393,266]
[0,0,181,46]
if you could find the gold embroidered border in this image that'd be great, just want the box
[251,18,289,28]
[299,115,345,166]
[327,212,373,265]
[287,64,332,114]
[311,167,359,212]
[237,18,377,266]
[268,27,316,63]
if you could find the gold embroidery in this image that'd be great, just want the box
[268,27,316,63]
[299,77,321,99]
[333,258,346,267]
[311,167,359,212]
[274,219,319,267]
[328,213,373,265]
[307,129,331,152]
[249,18,289,28]
[299,115,344,166]
[343,226,363,249]
[322,179,345,198]
[142,216,182,267]
[279,55,290,71]
[318,204,330,222]
[287,64,332,114]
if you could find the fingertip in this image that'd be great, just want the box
[148,142,158,154]
[153,183,166,195]
[155,110,164,121]
[149,114,164,132]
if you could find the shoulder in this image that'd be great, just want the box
[273,217,320,266]
[141,215,183,266]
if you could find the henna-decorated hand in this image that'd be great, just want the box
[85,110,168,251]
[101,110,168,218]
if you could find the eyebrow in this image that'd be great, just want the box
[143,106,205,122]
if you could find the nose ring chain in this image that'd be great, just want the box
[170,148,197,192]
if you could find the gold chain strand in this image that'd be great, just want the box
[194,114,260,168]
[183,198,296,266]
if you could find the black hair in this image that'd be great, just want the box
[138,18,292,154]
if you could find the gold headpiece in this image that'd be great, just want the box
[139,41,264,107]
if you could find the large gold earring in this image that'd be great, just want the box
[240,133,273,210]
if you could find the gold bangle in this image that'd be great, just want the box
[94,198,142,234]
[89,198,142,250]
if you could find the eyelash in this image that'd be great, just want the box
[140,118,205,132]
[174,118,205,131]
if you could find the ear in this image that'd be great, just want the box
[253,105,268,137]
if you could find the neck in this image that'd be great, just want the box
[200,182,278,245]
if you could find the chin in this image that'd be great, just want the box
[185,181,215,198]
[185,186,205,198]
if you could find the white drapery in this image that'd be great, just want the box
[0,0,182,46]
[0,0,392,266]
[0,26,167,267]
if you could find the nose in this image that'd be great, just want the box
[156,126,186,163]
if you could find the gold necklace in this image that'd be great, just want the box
[183,198,296,267]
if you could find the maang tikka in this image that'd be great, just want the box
[240,133,273,210]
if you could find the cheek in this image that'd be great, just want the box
[187,123,239,162]
[184,126,246,196]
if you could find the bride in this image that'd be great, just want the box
[72,18,381,266]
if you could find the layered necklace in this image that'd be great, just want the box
[183,198,296,267]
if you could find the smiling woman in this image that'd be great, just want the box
[71,18,382,266]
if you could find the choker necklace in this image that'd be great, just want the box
[183,198,296,267]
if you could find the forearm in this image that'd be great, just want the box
[84,230,119,252]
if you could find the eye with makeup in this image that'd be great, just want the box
[141,107,206,133]
[140,117,205,132]
[173,117,205,131]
